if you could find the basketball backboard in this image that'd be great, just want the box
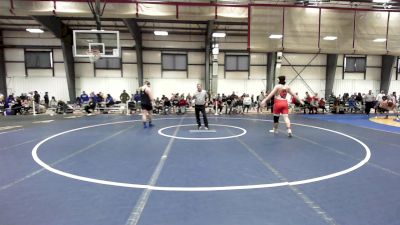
[73,30,120,58]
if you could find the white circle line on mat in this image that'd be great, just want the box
[32,117,371,192]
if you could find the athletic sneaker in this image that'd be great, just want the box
[198,125,201,130]
[149,123,154,127]
[269,129,278,134]
[205,126,209,130]
[143,124,148,128]
[288,129,293,138]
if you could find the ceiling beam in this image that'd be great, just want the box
[32,15,72,39]
[32,15,76,101]
[123,18,144,87]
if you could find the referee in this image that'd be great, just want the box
[193,83,209,130]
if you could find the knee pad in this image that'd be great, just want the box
[274,116,280,123]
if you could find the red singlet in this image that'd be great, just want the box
[273,99,289,114]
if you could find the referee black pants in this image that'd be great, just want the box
[195,105,208,128]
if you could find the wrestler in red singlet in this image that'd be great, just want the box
[261,76,304,137]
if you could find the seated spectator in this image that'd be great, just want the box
[177,98,188,114]
[106,94,115,107]
[154,98,163,114]
[308,97,318,114]
[80,91,89,104]
[318,98,326,114]
[75,97,81,107]
[11,98,23,115]
[56,100,73,114]
[348,97,360,113]
[49,96,57,108]
[21,98,32,114]
[303,92,312,114]
[163,97,171,115]
[331,97,340,113]
[0,94,5,113]
[213,98,223,114]
[84,97,96,115]
[291,93,301,107]
[5,94,15,109]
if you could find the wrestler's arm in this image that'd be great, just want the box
[145,87,154,102]
[261,86,278,107]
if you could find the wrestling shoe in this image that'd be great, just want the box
[269,129,278,134]
[288,129,293,138]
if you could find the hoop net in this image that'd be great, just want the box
[86,49,101,63]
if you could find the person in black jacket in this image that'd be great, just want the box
[84,97,96,115]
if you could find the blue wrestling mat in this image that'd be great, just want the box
[301,114,400,134]
[0,114,399,225]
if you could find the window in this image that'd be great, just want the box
[25,51,53,68]
[162,54,187,71]
[225,55,249,71]
[95,57,121,69]
[344,56,366,73]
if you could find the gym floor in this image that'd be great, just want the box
[0,113,399,225]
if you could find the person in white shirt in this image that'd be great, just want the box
[364,90,375,116]
[243,94,251,113]
[193,84,209,129]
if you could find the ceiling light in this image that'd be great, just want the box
[269,34,283,39]
[212,32,226,38]
[373,38,386,42]
[26,28,44,33]
[323,36,337,41]
[154,31,168,36]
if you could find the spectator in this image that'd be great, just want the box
[163,97,171,115]
[257,91,265,113]
[348,97,358,113]
[106,94,115,107]
[50,96,57,108]
[84,97,96,115]
[318,98,326,114]
[213,96,223,114]
[177,98,188,114]
[80,91,89,104]
[33,91,40,104]
[11,97,23,115]
[44,92,49,108]
[0,94,5,114]
[364,90,375,116]
[243,94,251,113]
[5,94,15,109]
[291,92,301,107]
[120,90,130,103]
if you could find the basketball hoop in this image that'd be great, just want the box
[86,49,101,63]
